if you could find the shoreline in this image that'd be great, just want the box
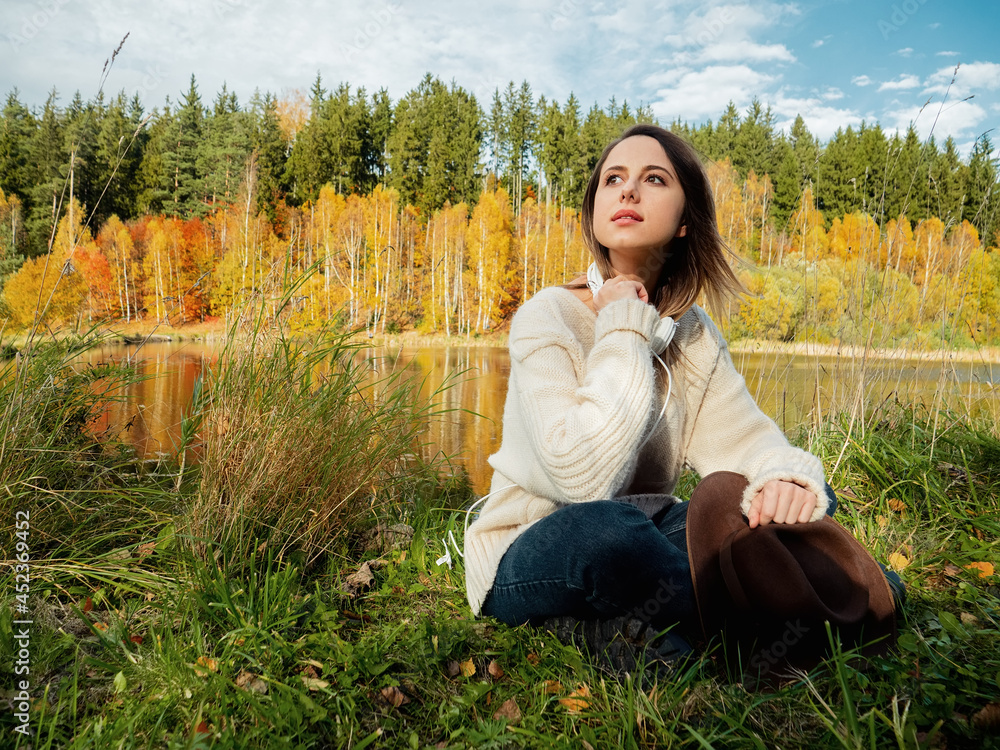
[5,324,1000,363]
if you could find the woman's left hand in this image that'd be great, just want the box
[747,480,818,528]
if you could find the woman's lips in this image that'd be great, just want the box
[612,210,643,223]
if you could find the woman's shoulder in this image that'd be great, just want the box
[675,304,722,348]
[508,284,594,354]
[514,284,593,322]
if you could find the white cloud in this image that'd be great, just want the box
[812,39,824,48]
[896,48,914,57]
[822,87,844,101]
[924,61,1000,98]
[852,75,873,87]
[649,65,777,122]
[885,99,988,143]
[936,51,959,57]
[878,74,922,92]
[770,93,864,141]
[661,3,796,66]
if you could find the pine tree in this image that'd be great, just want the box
[163,75,206,216]
[732,98,775,179]
[711,102,740,160]
[27,90,66,255]
[771,138,801,228]
[199,83,250,210]
[93,91,145,223]
[789,115,819,187]
[965,136,998,245]
[249,90,288,219]
[816,126,859,219]
[370,87,393,183]
[0,91,35,211]
[930,136,964,228]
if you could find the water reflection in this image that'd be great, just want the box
[77,341,998,495]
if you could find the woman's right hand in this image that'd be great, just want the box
[593,274,649,311]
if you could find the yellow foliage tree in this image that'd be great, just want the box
[788,186,829,261]
[466,188,515,332]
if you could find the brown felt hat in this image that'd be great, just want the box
[686,471,897,686]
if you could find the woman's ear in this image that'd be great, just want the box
[677,224,687,237]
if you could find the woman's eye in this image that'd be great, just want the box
[648,174,665,184]
[604,174,622,185]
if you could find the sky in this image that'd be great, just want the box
[2,0,999,156]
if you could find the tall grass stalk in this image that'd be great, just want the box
[182,281,456,572]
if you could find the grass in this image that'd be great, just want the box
[2,317,1000,749]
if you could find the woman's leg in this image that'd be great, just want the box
[481,500,695,631]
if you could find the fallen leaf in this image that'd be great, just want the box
[137,541,156,558]
[526,652,540,665]
[887,497,907,512]
[83,597,93,613]
[93,622,108,632]
[542,680,563,694]
[235,670,268,695]
[876,515,889,529]
[960,612,980,628]
[300,664,319,679]
[129,634,143,644]
[193,656,218,676]
[487,660,504,680]
[973,703,1000,732]
[965,562,994,578]
[888,552,911,571]
[493,698,521,723]
[460,659,476,677]
[559,683,591,713]
[300,676,329,691]
[944,564,962,577]
[342,562,375,596]
[342,609,372,623]
[380,685,409,707]
[195,720,210,735]
[446,660,461,678]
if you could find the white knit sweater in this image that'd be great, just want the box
[463,287,828,615]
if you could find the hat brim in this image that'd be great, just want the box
[686,472,897,684]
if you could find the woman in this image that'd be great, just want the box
[463,124,840,671]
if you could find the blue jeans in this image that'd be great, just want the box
[481,483,839,634]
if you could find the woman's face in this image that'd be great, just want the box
[592,135,687,272]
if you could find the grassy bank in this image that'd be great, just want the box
[2,324,999,749]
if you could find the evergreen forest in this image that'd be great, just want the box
[1,72,998,346]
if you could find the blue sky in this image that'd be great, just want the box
[1,0,998,156]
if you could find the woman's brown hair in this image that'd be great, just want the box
[580,123,745,321]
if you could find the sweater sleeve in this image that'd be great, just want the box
[507,293,663,503]
[683,311,829,521]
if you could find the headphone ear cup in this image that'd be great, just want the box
[586,262,604,294]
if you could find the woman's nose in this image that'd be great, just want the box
[620,179,638,201]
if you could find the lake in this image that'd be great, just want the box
[79,340,999,495]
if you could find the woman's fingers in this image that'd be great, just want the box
[748,480,818,528]
[593,275,649,311]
